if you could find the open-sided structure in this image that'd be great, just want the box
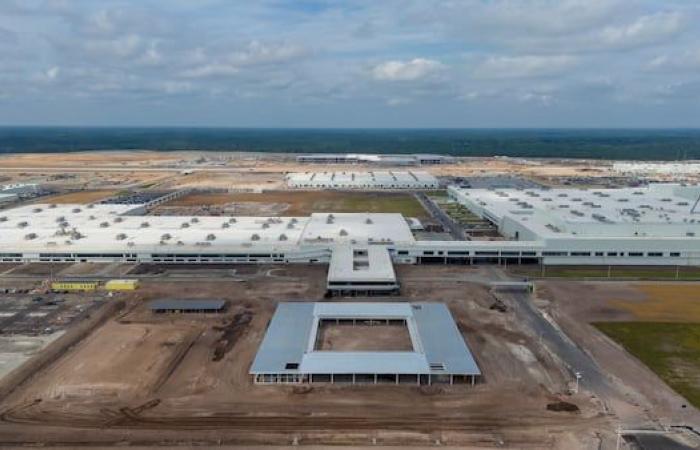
[326,245,398,296]
[250,302,481,385]
[148,299,226,314]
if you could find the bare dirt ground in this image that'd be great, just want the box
[315,322,413,351]
[537,280,700,426]
[0,151,183,168]
[155,191,430,218]
[0,151,624,186]
[0,265,606,448]
[35,190,117,204]
[170,171,287,190]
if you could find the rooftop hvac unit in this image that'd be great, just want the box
[206,234,216,241]
[116,233,127,240]
[100,222,109,228]
[141,222,150,228]
[251,233,260,241]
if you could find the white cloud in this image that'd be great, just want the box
[596,11,685,49]
[473,55,578,79]
[181,63,240,78]
[386,97,411,106]
[180,41,307,79]
[646,48,700,72]
[372,58,444,81]
[46,66,60,80]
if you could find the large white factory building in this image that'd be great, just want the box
[0,183,699,267]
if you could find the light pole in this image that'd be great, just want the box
[574,371,582,394]
[615,425,622,450]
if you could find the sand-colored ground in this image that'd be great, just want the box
[161,171,286,190]
[315,322,413,351]
[538,280,700,426]
[158,191,430,218]
[0,265,604,448]
[0,151,183,168]
[609,284,700,322]
[38,190,117,204]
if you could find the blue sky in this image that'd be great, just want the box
[0,0,698,127]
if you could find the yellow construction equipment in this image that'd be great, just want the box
[51,281,99,292]
[104,279,139,291]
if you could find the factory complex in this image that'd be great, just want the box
[296,153,454,166]
[286,171,440,189]
[0,183,699,268]
[449,183,700,265]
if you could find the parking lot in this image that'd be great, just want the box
[0,292,104,335]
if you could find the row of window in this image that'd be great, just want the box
[328,281,398,287]
[395,250,685,258]
[549,251,681,258]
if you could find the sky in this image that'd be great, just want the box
[0,0,699,128]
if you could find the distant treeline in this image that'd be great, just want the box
[1,127,700,160]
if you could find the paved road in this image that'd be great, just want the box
[504,290,614,396]
[482,265,614,397]
[414,193,465,240]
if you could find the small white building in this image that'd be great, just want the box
[1,183,40,195]
[296,154,454,166]
[0,193,18,205]
[326,245,399,296]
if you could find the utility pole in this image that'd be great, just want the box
[615,425,623,450]
[573,371,582,394]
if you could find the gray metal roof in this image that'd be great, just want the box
[250,302,481,376]
[148,299,226,311]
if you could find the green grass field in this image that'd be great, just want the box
[594,322,700,408]
[509,265,700,280]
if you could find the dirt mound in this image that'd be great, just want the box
[546,401,580,413]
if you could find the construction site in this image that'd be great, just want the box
[0,151,698,449]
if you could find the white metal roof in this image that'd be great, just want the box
[450,183,700,239]
[286,171,439,189]
[0,193,17,203]
[327,245,396,284]
[301,213,414,244]
[0,205,414,253]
